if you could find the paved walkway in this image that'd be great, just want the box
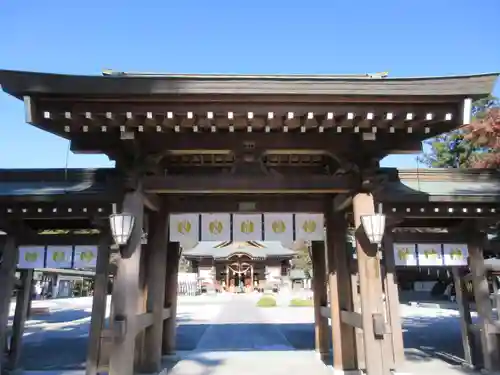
[165,294,331,375]
[11,294,489,375]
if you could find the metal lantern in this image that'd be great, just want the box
[109,212,135,246]
[360,213,386,246]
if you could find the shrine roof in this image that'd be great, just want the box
[0,168,116,202]
[379,169,500,203]
[0,168,500,205]
[0,69,498,98]
[182,241,296,259]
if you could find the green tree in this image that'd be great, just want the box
[419,96,498,168]
[419,131,477,168]
[292,242,312,275]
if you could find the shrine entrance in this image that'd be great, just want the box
[227,253,253,291]
[0,69,498,375]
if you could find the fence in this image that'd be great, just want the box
[177,280,199,296]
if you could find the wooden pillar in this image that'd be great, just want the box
[0,236,18,374]
[162,241,181,356]
[7,269,33,370]
[85,233,111,375]
[382,233,405,370]
[108,190,144,375]
[325,208,358,371]
[134,243,149,367]
[468,231,500,371]
[353,193,389,375]
[350,259,365,370]
[140,206,169,372]
[452,268,477,367]
[311,241,330,360]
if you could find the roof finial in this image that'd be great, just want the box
[102,69,125,77]
[367,72,389,79]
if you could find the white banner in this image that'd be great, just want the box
[417,243,444,266]
[393,243,417,266]
[169,214,200,242]
[46,246,73,269]
[18,246,45,269]
[201,213,231,241]
[295,213,324,241]
[233,214,263,241]
[443,243,469,266]
[73,246,98,269]
[264,213,294,242]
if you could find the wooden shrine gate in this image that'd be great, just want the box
[0,69,498,375]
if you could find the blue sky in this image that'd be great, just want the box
[1,0,499,169]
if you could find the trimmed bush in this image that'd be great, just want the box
[256,295,277,307]
[289,298,313,307]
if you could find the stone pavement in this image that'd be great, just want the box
[163,294,331,375]
[8,293,492,375]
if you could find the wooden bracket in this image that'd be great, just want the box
[372,313,386,339]
[340,310,363,329]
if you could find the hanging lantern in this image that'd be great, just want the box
[109,212,135,246]
[360,213,386,246]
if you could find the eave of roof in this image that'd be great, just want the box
[0,168,118,201]
[1,167,500,203]
[182,241,296,259]
[0,69,498,99]
[379,168,500,203]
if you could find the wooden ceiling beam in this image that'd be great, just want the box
[143,174,356,194]
[70,131,421,157]
[165,196,327,213]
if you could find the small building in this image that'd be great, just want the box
[182,241,295,289]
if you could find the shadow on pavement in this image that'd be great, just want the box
[18,319,318,370]
[161,354,225,375]
[18,312,194,370]
[16,302,479,374]
[402,313,480,371]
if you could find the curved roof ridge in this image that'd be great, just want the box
[101,70,500,81]
[1,68,498,81]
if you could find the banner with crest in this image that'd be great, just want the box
[201,213,231,241]
[443,243,469,266]
[232,214,263,241]
[18,246,46,269]
[46,245,73,269]
[416,243,444,266]
[169,214,200,243]
[393,243,417,266]
[73,245,98,269]
[263,213,294,242]
[295,213,324,241]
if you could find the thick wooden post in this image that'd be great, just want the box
[468,231,500,371]
[382,233,405,370]
[451,268,476,367]
[325,208,358,371]
[108,190,144,375]
[311,241,330,360]
[162,241,180,356]
[350,260,365,369]
[134,243,149,367]
[85,233,111,375]
[7,269,33,370]
[353,193,389,375]
[0,236,18,374]
[140,206,169,372]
